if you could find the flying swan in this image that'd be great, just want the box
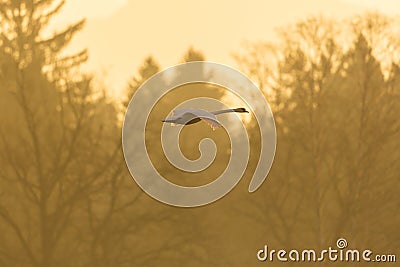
[162,107,249,130]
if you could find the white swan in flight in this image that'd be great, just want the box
[162,107,249,130]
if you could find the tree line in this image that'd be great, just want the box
[0,1,398,266]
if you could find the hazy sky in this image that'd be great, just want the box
[49,0,400,97]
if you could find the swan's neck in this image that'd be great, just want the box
[212,109,235,115]
[212,108,246,115]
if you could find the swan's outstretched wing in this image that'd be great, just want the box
[199,117,221,130]
[172,109,186,117]
[171,108,221,130]
[186,109,221,130]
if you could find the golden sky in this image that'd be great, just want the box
[50,0,400,97]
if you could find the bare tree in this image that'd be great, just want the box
[0,1,120,266]
[234,14,400,262]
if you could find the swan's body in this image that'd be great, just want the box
[162,108,249,130]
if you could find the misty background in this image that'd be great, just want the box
[0,0,399,267]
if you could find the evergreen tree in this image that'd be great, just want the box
[124,56,160,106]
[181,46,205,62]
[0,1,120,267]
[335,33,400,249]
